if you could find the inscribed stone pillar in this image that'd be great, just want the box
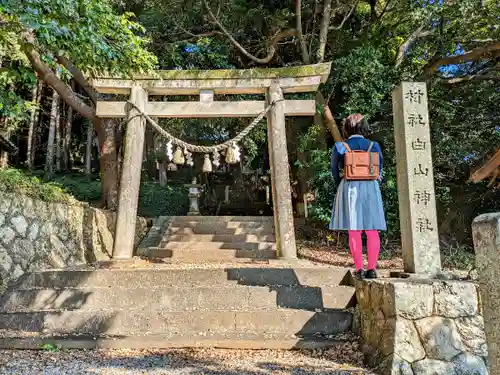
[266,83,297,259]
[392,82,441,276]
[473,212,500,374]
[113,85,148,259]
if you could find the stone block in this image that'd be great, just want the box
[386,281,434,319]
[377,354,414,375]
[393,318,426,363]
[434,281,478,318]
[0,247,13,275]
[452,352,488,375]
[412,359,456,375]
[414,317,463,361]
[456,315,488,357]
[28,223,39,241]
[0,226,16,246]
[22,197,36,219]
[11,239,35,269]
[11,215,29,237]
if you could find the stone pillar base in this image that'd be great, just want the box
[355,278,488,375]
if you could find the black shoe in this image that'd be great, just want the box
[355,269,366,279]
[365,269,378,279]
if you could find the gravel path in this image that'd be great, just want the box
[0,347,374,374]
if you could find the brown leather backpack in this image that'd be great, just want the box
[343,142,380,180]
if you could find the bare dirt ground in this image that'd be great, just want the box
[0,346,374,374]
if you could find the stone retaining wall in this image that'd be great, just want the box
[356,278,488,375]
[0,192,148,292]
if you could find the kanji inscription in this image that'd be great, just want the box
[412,138,427,151]
[414,190,431,206]
[392,82,441,276]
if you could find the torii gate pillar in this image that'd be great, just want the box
[266,83,297,259]
[113,85,148,259]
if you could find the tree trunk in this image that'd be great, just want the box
[27,79,42,170]
[55,102,62,172]
[45,72,61,179]
[159,162,167,186]
[63,87,74,171]
[23,42,121,209]
[145,124,156,179]
[95,118,120,210]
[85,121,93,176]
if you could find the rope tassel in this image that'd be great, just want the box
[173,147,185,165]
[202,154,212,173]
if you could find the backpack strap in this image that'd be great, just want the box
[367,141,374,152]
[368,142,375,174]
[343,142,352,152]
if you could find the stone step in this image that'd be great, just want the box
[161,241,277,251]
[17,268,352,289]
[164,234,277,243]
[170,216,274,223]
[0,309,353,337]
[145,247,276,261]
[0,285,355,312]
[168,221,274,229]
[165,226,274,236]
[0,332,351,350]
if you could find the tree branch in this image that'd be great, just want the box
[316,0,333,63]
[296,0,311,64]
[329,1,359,31]
[56,55,97,106]
[395,23,433,68]
[169,31,225,45]
[203,0,297,64]
[439,74,500,84]
[470,147,500,183]
[421,41,500,78]
[21,42,96,121]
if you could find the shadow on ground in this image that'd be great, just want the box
[0,348,373,374]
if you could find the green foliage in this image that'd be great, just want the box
[138,182,188,217]
[51,174,102,203]
[0,169,76,203]
[297,124,335,223]
[330,46,395,120]
[0,31,36,126]
[40,343,60,352]
[1,0,158,75]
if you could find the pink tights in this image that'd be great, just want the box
[348,230,380,271]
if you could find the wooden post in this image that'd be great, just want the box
[266,83,297,259]
[113,85,148,259]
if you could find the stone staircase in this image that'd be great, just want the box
[138,216,278,262]
[0,266,356,349]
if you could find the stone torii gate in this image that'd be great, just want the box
[91,63,331,261]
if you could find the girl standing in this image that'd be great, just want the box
[330,114,386,279]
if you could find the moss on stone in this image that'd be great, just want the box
[99,63,331,81]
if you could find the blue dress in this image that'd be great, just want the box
[329,135,387,231]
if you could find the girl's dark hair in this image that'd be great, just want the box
[343,114,370,137]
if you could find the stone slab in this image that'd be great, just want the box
[0,309,352,336]
[161,241,277,251]
[164,234,277,243]
[17,268,352,289]
[0,332,347,350]
[0,285,355,312]
[145,248,277,261]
